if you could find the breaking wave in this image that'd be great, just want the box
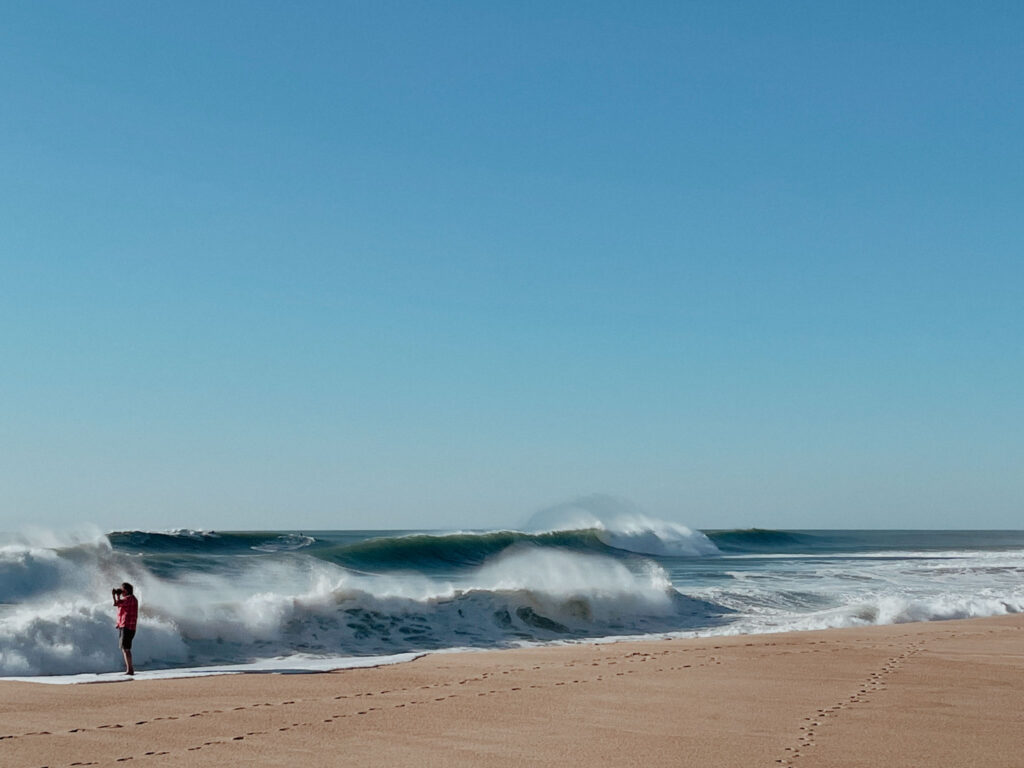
[0,531,729,677]
[4,516,1023,679]
[523,495,720,557]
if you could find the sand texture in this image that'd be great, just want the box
[2,615,1022,767]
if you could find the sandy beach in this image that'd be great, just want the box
[2,614,1021,768]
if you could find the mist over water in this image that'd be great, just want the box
[2,505,1023,680]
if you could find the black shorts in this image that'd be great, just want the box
[119,628,136,650]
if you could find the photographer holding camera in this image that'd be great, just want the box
[112,582,138,675]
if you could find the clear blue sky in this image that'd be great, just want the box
[2,2,1021,531]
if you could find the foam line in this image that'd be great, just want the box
[1,652,424,685]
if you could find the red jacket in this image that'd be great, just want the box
[115,594,138,630]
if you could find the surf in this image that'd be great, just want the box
[0,530,731,677]
[3,523,1023,679]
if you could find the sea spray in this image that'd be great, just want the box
[2,524,1023,679]
[524,494,720,557]
[0,530,728,676]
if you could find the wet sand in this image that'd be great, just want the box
[2,614,1021,767]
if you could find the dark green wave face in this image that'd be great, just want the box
[705,529,822,553]
[704,529,1024,555]
[312,530,614,572]
[108,530,320,554]
[106,528,1024,575]
[104,528,837,569]
[105,528,621,574]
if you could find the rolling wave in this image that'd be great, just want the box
[705,528,822,553]
[320,530,610,570]
[5,521,1023,679]
[0,537,731,676]
[104,505,724,573]
[107,530,317,554]
[104,525,827,565]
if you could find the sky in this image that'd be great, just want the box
[1,2,1021,531]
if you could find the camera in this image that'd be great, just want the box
[113,587,123,595]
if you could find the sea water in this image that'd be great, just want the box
[2,515,1022,680]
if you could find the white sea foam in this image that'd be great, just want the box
[0,534,712,677]
[3,525,1022,680]
[250,534,316,552]
[525,495,719,556]
[700,592,1024,637]
[160,529,220,539]
[1,652,424,685]
[687,548,1024,637]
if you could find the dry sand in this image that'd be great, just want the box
[2,615,1022,767]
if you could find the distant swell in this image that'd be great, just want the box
[107,530,317,554]
[706,528,820,553]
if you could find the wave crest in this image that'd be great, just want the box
[0,536,729,677]
[524,495,719,557]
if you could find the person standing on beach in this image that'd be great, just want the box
[112,582,138,675]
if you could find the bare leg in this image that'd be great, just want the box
[122,649,134,675]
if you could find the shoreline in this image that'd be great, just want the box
[2,614,1022,767]
[0,651,427,686]
[5,610,1015,686]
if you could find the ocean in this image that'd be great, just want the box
[2,515,1023,680]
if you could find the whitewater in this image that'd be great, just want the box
[2,515,1023,681]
